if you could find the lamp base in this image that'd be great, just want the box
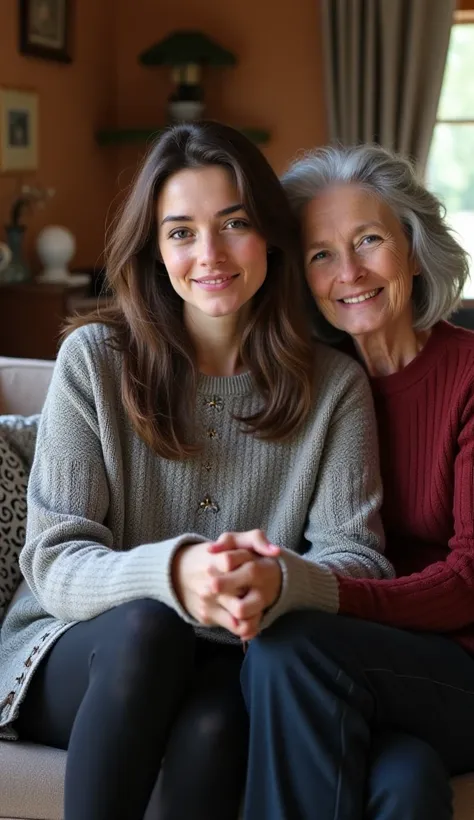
[168,100,204,122]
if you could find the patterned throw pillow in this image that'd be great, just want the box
[0,433,28,621]
[0,414,40,468]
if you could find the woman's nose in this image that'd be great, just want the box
[336,253,364,284]
[198,234,227,268]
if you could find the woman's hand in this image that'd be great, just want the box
[210,556,282,628]
[171,540,261,639]
[207,531,283,636]
[208,530,281,559]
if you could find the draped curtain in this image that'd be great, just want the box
[320,0,456,169]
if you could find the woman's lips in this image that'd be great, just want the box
[338,288,383,306]
[192,274,239,292]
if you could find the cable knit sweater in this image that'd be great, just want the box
[0,323,392,736]
[338,321,474,654]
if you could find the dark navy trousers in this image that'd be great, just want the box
[241,610,474,820]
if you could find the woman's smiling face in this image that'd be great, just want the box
[157,164,268,321]
[301,183,418,339]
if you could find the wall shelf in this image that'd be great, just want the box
[95,126,270,146]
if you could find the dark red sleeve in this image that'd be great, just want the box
[338,390,474,632]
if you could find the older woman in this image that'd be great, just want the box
[235,145,474,820]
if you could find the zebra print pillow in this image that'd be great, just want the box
[0,434,28,621]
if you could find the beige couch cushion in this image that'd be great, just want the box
[0,741,65,820]
[0,358,54,416]
[0,740,164,820]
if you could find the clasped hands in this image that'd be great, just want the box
[172,530,283,641]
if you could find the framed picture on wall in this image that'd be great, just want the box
[19,0,72,64]
[0,89,39,173]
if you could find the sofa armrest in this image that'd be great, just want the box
[0,357,54,415]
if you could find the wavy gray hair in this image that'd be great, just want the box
[282,143,470,331]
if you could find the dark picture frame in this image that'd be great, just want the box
[19,0,72,64]
[0,88,39,173]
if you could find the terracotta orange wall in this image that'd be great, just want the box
[0,0,116,270]
[114,0,328,186]
[0,1,328,268]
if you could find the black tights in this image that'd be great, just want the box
[16,599,248,820]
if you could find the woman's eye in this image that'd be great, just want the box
[361,234,381,246]
[169,228,192,240]
[225,218,250,230]
[310,250,329,264]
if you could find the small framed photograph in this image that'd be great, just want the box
[0,89,39,173]
[19,0,72,64]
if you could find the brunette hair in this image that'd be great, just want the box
[67,121,315,459]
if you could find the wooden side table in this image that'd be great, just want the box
[0,282,101,359]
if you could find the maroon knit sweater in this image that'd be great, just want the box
[338,320,474,654]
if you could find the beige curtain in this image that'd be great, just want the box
[321,0,455,169]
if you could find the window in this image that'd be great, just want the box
[426,16,474,298]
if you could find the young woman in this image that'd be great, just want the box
[0,124,391,820]
[228,143,474,820]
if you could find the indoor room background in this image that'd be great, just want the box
[1,0,474,356]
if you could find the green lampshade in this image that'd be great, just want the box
[139,30,237,67]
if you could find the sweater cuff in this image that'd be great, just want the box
[260,548,340,629]
[133,533,207,624]
[336,573,379,622]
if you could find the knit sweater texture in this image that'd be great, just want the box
[338,321,474,654]
[0,322,392,734]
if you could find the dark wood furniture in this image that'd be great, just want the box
[0,282,101,359]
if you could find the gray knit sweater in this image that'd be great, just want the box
[0,323,393,735]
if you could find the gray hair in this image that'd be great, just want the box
[282,143,470,331]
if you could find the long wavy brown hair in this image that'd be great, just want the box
[67,121,315,459]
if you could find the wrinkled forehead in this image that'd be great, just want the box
[302,183,402,244]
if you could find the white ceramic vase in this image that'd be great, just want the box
[36,225,76,284]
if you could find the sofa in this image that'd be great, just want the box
[0,354,473,819]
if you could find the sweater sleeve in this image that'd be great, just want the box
[20,331,205,623]
[337,387,474,632]
[261,362,394,628]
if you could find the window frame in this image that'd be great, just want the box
[432,10,474,306]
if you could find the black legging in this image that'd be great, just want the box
[16,599,248,820]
